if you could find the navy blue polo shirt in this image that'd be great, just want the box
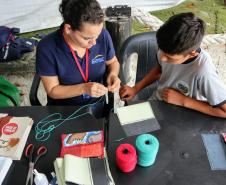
[36,27,115,105]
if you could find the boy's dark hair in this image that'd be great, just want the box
[156,12,206,55]
[59,0,104,31]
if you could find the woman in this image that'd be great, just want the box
[36,0,120,117]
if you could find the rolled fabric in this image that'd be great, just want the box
[116,143,137,172]
[135,134,159,167]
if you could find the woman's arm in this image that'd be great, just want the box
[41,76,108,99]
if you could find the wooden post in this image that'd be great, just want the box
[105,16,132,58]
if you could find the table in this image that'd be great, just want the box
[107,100,226,185]
[1,106,105,185]
[1,101,226,185]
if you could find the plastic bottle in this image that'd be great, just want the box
[33,169,49,185]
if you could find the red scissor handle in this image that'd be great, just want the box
[25,144,34,157]
[33,146,47,164]
[37,146,47,155]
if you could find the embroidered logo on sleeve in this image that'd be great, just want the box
[91,55,104,64]
[176,81,189,95]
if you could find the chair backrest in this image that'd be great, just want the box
[29,73,42,105]
[119,31,158,100]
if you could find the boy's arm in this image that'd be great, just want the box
[120,64,162,101]
[162,88,226,118]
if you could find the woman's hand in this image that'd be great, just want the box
[107,75,121,93]
[84,82,108,97]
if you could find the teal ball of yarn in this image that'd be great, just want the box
[135,134,159,167]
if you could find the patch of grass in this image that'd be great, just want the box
[151,0,226,34]
[21,20,151,38]
[132,20,153,34]
[19,27,58,38]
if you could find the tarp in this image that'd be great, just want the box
[0,0,62,33]
[0,0,184,33]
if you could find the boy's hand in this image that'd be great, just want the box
[107,75,121,93]
[119,85,137,101]
[84,82,108,97]
[162,88,187,106]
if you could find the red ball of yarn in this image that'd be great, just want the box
[116,143,137,173]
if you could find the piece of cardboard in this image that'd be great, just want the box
[0,116,33,160]
[201,133,226,170]
[116,102,161,137]
[116,102,155,125]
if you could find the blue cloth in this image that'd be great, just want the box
[0,38,37,62]
[0,26,12,48]
[0,26,37,62]
[36,25,115,105]
[0,26,19,48]
[201,133,226,170]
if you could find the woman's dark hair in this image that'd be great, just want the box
[156,12,206,55]
[59,0,104,31]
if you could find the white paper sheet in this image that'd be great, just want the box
[116,102,155,125]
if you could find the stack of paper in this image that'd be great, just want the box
[54,158,65,185]
[0,115,33,160]
[0,157,12,185]
[54,151,114,185]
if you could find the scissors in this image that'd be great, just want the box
[25,144,47,185]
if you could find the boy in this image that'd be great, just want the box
[119,12,226,118]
